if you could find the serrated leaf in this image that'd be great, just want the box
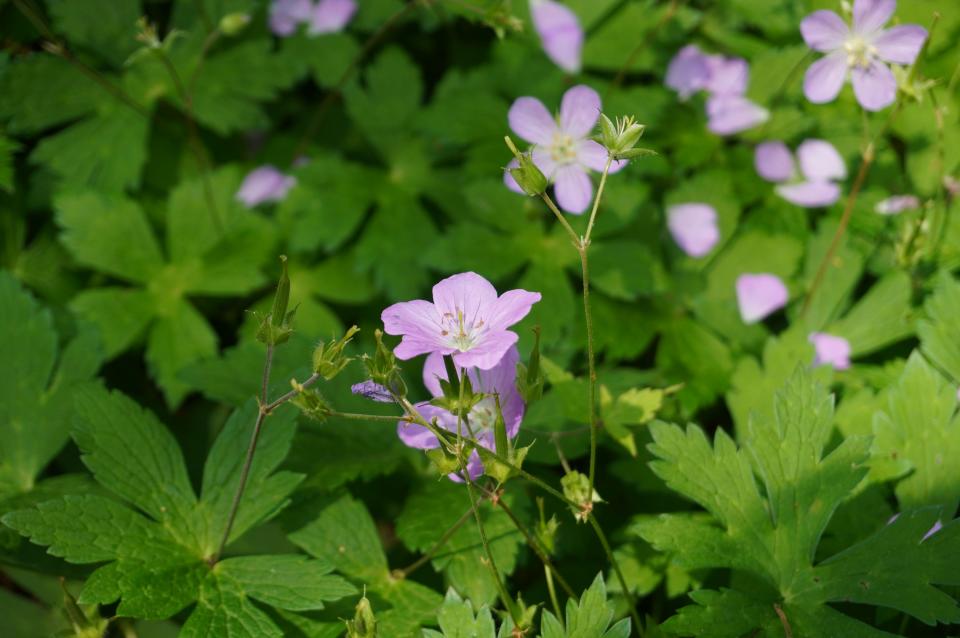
[217,555,356,611]
[47,0,141,66]
[145,298,218,407]
[918,272,960,383]
[0,56,103,134]
[538,573,630,638]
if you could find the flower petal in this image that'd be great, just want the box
[666,203,720,258]
[270,0,313,36]
[486,289,542,332]
[776,181,841,207]
[851,60,897,111]
[553,164,593,214]
[508,97,558,145]
[397,402,446,449]
[351,380,393,403]
[874,24,928,65]
[453,330,518,370]
[431,272,499,323]
[577,140,627,173]
[853,0,895,35]
[809,332,852,370]
[800,10,850,52]
[665,45,711,99]
[530,0,583,73]
[736,273,789,324]
[531,147,560,179]
[559,85,601,138]
[754,141,795,182]
[705,56,749,96]
[803,51,848,104]
[308,0,357,34]
[236,165,296,206]
[797,139,847,182]
[706,95,769,136]
[503,158,525,194]
[875,194,920,215]
[421,352,448,397]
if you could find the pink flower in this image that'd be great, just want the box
[754,140,847,207]
[530,0,583,74]
[381,272,541,370]
[666,203,720,258]
[397,346,525,481]
[809,332,852,370]
[875,194,920,215]
[665,45,712,99]
[800,0,927,111]
[706,95,769,136]
[236,165,297,206]
[506,85,626,213]
[270,0,313,36]
[736,273,789,324]
[269,0,356,37]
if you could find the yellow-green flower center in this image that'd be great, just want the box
[550,132,579,164]
[844,36,877,69]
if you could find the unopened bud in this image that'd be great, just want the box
[346,593,377,638]
[290,384,331,422]
[561,470,601,523]
[312,325,360,380]
[219,12,251,36]
[504,136,547,196]
[597,114,654,161]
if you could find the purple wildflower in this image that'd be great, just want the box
[736,273,789,324]
[665,46,768,135]
[530,0,583,74]
[270,0,313,36]
[397,347,525,482]
[381,272,541,371]
[269,0,356,37]
[666,203,720,258]
[236,165,297,206]
[351,380,393,403]
[755,140,847,207]
[800,0,927,111]
[809,332,852,370]
[507,85,626,213]
[875,194,920,215]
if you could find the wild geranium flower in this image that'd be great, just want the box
[269,0,356,37]
[875,194,920,215]
[381,272,541,370]
[736,273,788,324]
[755,139,847,207]
[236,165,297,206]
[665,45,768,135]
[397,347,524,482]
[800,0,927,111]
[666,203,720,257]
[529,0,583,74]
[809,332,852,370]
[506,85,626,213]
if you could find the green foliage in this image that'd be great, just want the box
[539,574,631,638]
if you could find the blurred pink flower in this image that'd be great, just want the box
[755,139,846,207]
[666,203,720,257]
[875,194,920,215]
[809,332,852,370]
[736,273,788,324]
[530,0,583,73]
[269,0,356,37]
[236,165,297,206]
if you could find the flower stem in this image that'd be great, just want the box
[394,506,473,579]
[465,477,520,626]
[588,515,644,637]
[545,564,563,627]
[584,157,613,245]
[539,193,581,247]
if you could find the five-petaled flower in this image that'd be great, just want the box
[397,347,525,482]
[505,85,626,214]
[381,272,541,370]
[800,0,927,111]
[755,139,847,208]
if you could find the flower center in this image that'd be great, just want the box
[844,36,876,69]
[439,308,484,351]
[550,132,579,164]
[468,396,499,433]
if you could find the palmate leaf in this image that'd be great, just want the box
[640,370,960,637]
[539,574,631,638]
[422,589,513,638]
[2,387,353,634]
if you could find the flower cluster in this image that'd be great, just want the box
[270,0,357,37]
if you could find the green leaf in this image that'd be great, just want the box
[828,271,913,356]
[918,272,960,383]
[538,573,630,638]
[0,134,18,192]
[217,555,356,611]
[424,589,498,638]
[344,47,423,150]
[0,56,102,134]
[56,191,165,284]
[179,569,283,638]
[47,0,141,66]
[872,352,960,513]
[69,287,156,358]
[145,298,218,407]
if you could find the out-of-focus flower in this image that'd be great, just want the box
[529,0,583,74]
[755,139,847,207]
[875,194,920,215]
[666,203,720,257]
[800,0,927,111]
[809,332,852,370]
[397,347,525,482]
[736,273,789,324]
[665,45,768,135]
[236,165,297,206]
[270,0,356,37]
[507,85,626,213]
[270,0,313,36]
[351,380,393,403]
[381,272,541,370]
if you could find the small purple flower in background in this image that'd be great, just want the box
[809,332,852,370]
[351,380,393,403]
[666,203,720,258]
[875,194,920,215]
[800,0,927,111]
[665,45,768,135]
[736,273,788,324]
[507,85,626,213]
[397,347,525,482]
[381,272,541,370]
[922,519,943,541]
[269,0,356,37]
[236,165,297,206]
[755,139,847,207]
[529,0,583,74]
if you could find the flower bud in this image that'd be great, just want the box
[426,445,462,477]
[597,114,654,161]
[535,497,560,555]
[312,325,360,380]
[504,136,547,196]
[561,470,601,522]
[257,256,296,346]
[290,383,332,422]
[219,12,251,36]
[346,594,377,638]
[365,330,407,398]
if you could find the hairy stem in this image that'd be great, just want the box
[465,477,520,625]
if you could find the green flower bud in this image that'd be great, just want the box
[219,12,251,36]
[346,594,377,638]
[290,383,332,422]
[561,470,601,523]
[535,497,560,555]
[597,114,654,161]
[257,256,297,346]
[312,325,360,380]
[365,330,406,398]
[504,136,548,196]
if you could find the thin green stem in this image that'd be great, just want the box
[395,506,473,579]
[192,0,215,33]
[263,372,321,413]
[539,192,581,247]
[545,564,563,627]
[328,411,400,423]
[584,157,613,245]
[588,516,644,636]
[465,477,520,626]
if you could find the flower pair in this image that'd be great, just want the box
[755,139,847,208]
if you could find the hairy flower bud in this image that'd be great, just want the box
[257,256,297,346]
[312,325,360,380]
[597,114,654,161]
[561,470,601,522]
[504,136,547,196]
[346,593,377,638]
[290,383,332,422]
